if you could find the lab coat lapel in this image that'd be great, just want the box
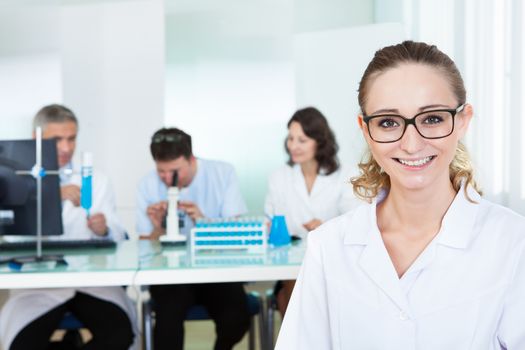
[292,165,330,209]
[292,164,310,204]
[310,169,330,198]
[347,201,409,312]
[359,230,409,312]
[437,185,481,249]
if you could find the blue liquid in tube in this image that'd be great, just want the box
[81,152,93,217]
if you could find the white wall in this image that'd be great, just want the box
[165,61,295,214]
[295,0,374,32]
[164,0,296,213]
[0,53,62,139]
[0,3,60,56]
[0,0,166,238]
[60,0,165,237]
[373,0,404,23]
[164,0,377,213]
[0,4,62,139]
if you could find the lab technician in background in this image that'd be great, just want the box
[264,106,358,316]
[136,127,250,350]
[276,41,525,349]
[0,104,137,350]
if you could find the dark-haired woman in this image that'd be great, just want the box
[265,107,357,316]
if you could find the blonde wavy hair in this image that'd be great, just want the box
[352,41,482,202]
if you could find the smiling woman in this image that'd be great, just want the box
[357,62,474,199]
[264,107,358,318]
[275,41,525,350]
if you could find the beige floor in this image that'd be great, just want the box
[0,282,283,350]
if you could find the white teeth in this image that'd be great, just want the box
[398,156,433,166]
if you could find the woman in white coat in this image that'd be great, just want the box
[0,105,137,350]
[276,41,525,349]
[265,107,357,315]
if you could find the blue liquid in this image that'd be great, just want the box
[269,215,291,246]
[81,167,92,215]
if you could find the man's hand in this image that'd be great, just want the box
[61,184,81,207]
[87,213,108,236]
[303,218,322,232]
[179,201,204,222]
[147,201,168,231]
[140,229,164,240]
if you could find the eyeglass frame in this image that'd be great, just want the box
[362,104,466,143]
[151,133,183,144]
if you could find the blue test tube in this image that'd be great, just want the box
[81,152,93,218]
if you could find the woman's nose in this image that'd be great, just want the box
[399,125,426,153]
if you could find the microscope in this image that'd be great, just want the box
[160,171,186,243]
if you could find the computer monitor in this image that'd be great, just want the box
[0,139,63,236]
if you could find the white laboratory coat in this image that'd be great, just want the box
[276,186,525,350]
[265,164,358,238]
[0,168,138,350]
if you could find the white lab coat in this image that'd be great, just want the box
[265,164,358,238]
[0,168,138,350]
[276,186,525,350]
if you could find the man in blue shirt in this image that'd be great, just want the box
[136,127,249,350]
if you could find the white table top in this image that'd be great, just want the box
[0,240,304,289]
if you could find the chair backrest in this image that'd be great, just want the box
[185,293,260,320]
[58,312,84,330]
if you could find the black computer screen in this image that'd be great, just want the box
[0,139,63,236]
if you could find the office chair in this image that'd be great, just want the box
[142,291,265,350]
[51,312,85,348]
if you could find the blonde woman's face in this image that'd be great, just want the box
[358,63,473,193]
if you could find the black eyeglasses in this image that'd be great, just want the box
[362,104,465,143]
[152,133,182,144]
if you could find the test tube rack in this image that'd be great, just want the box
[190,217,267,253]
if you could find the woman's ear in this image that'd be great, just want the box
[358,114,368,138]
[456,103,473,138]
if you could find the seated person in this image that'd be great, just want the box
[0,104,137,350]
[265,107,358,316]
[136,127,250,350]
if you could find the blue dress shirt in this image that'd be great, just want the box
[136,158,247,235]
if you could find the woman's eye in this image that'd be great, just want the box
[378,118,400,128]
[421,114,444,125]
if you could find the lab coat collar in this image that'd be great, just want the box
[436,185,481,249]
[343,198,410,312]
[342,188,387,245]
[342,204,371,245]
[343,184,481,248]
[291,163,331,200]
[341,184,482,312]
[292,164,308,203]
